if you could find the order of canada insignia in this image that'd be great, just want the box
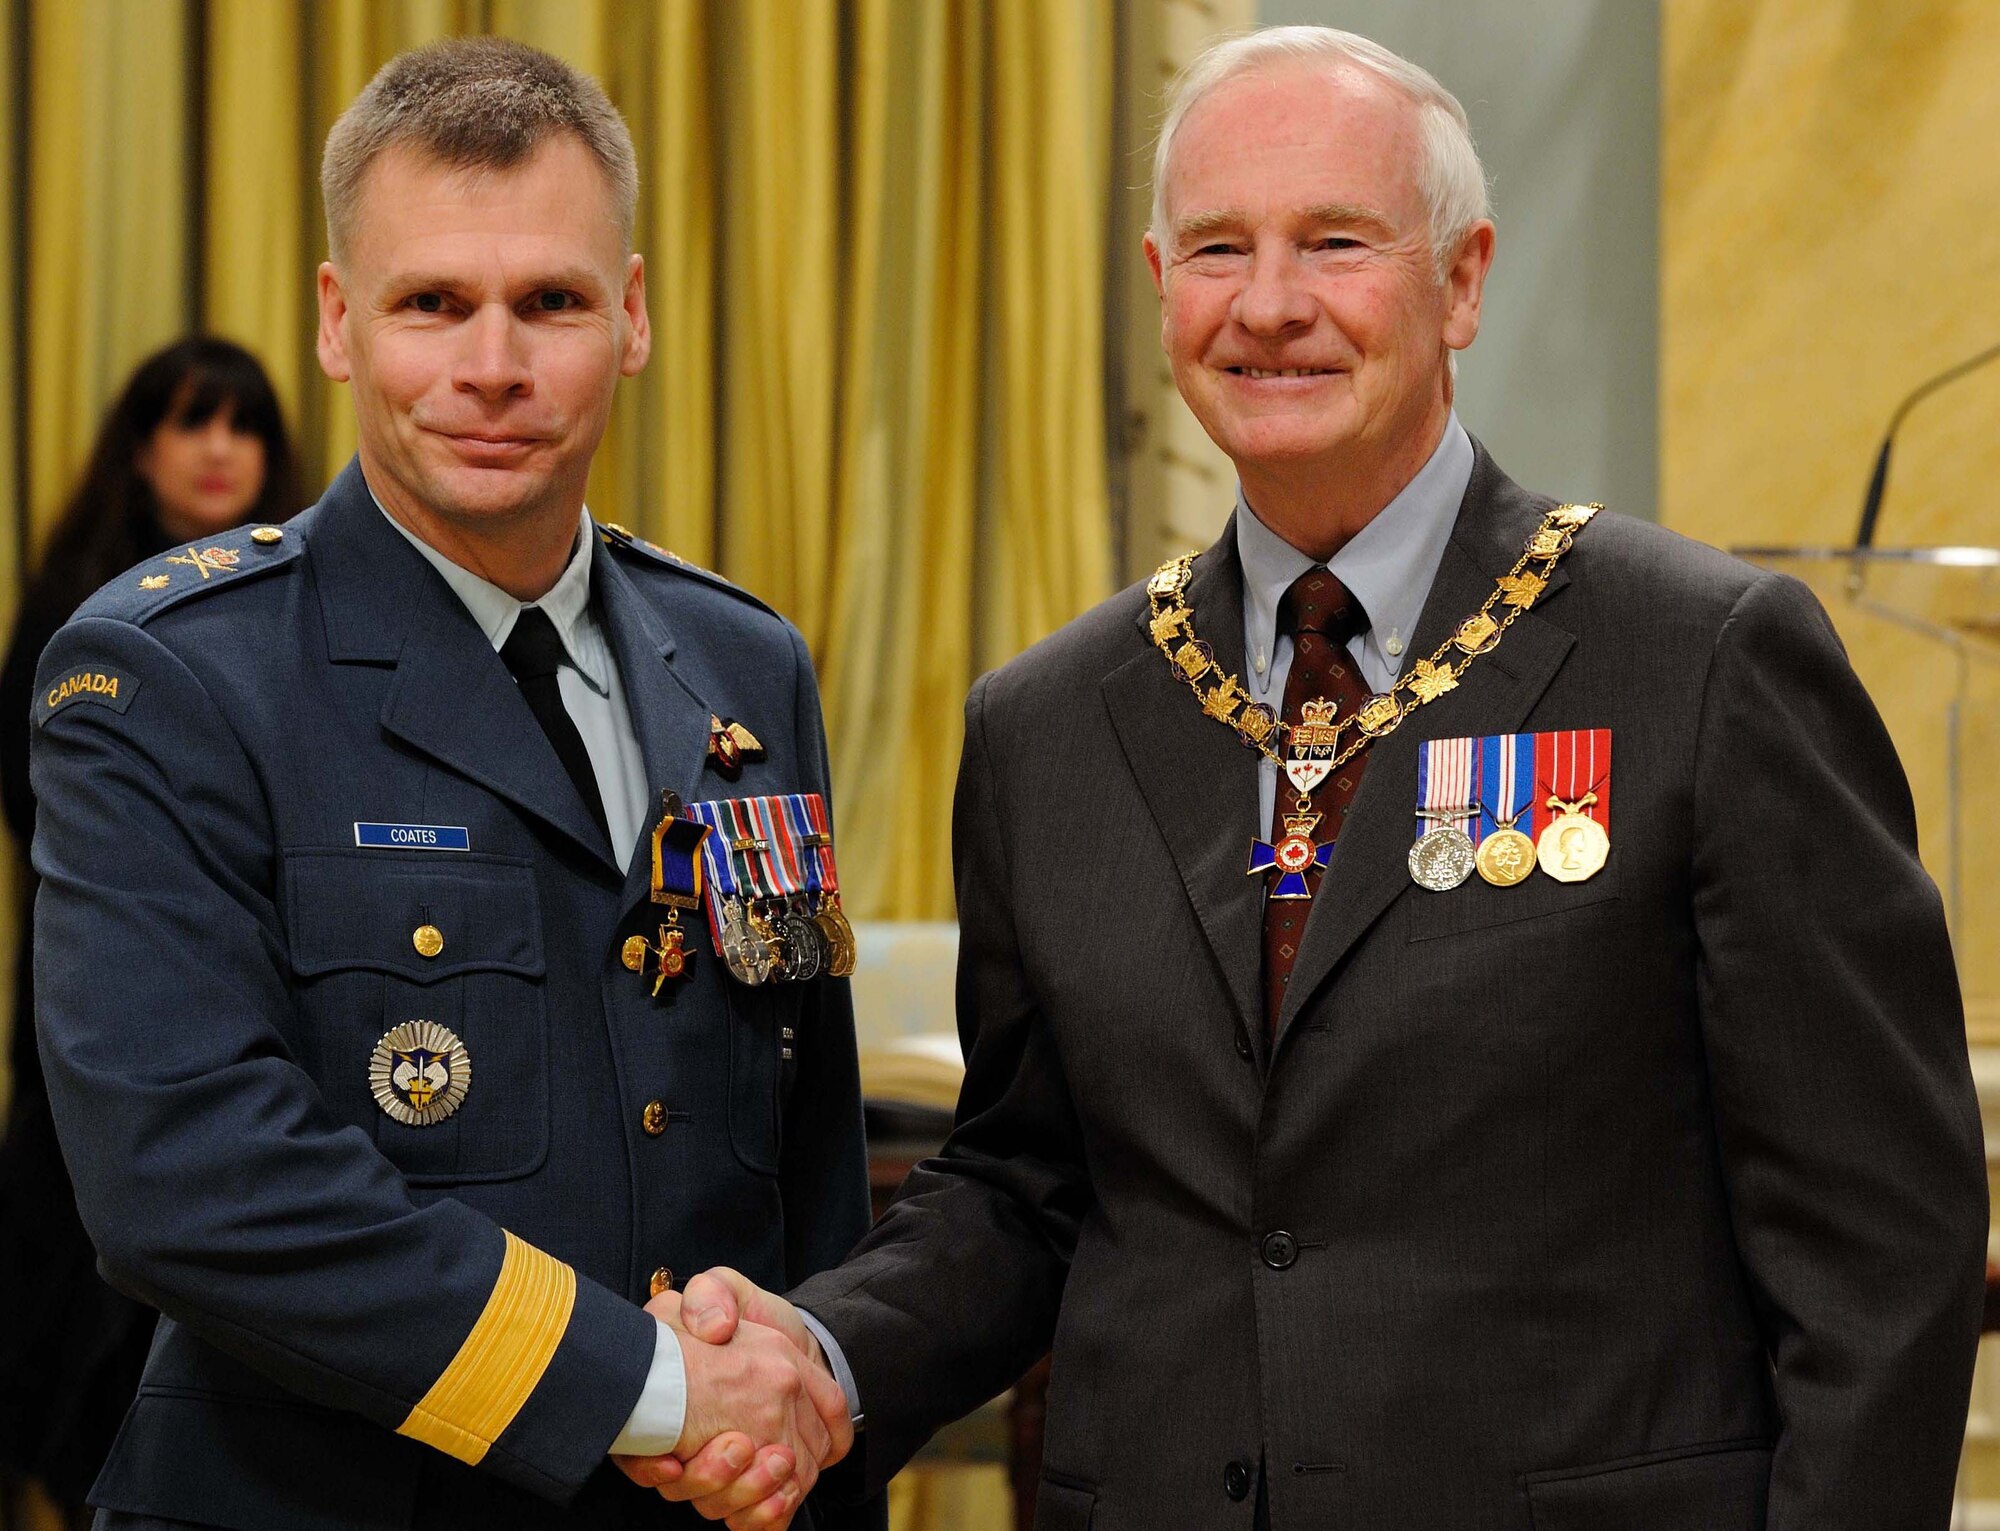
[369,1020,471,1127]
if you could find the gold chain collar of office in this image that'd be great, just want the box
[1145,501,1602,775]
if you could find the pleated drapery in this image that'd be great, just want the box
[0,3,1117,1091]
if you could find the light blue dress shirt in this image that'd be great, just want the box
[1238,415,1473,831]
[379,504,689,1455]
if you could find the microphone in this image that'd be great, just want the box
[1855,337,2000,548]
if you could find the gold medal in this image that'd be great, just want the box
[1475,825,1537,886]
[1537,794,1609,883]
[651,924,691,993]
[744,903,784,983]
[814,896,858,978]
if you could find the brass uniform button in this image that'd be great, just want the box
[412,924,444,958]
[250,526,284,545]
[649,1266,674,1299]
[641,1100,667,1136]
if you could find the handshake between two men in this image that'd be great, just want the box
[615,1270,842,1531]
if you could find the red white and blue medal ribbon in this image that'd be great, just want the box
[1414,735,1478,840]
[687,793,847,980]
[1476,732,1536,841]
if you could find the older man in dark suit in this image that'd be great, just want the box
[663,23,1987,1531]
[31,37,869,1531]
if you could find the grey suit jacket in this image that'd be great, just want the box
[793,447,1987,1531]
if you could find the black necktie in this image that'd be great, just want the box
[499,606,610,843]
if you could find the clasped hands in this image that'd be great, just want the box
[614,1269,847,1529]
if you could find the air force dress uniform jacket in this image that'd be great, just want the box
[28,461,876,1530]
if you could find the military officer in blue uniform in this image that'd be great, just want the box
[28,37,872,1531]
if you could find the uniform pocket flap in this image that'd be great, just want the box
[284,849,544,981]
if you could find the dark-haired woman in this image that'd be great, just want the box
[0,336,294,1522]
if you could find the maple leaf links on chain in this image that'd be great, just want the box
[1406,659,1458,702]
[1497,571,1546,610]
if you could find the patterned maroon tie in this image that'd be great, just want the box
[1262,569,1372,1036]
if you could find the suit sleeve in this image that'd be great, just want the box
[1690,572,1986,1529]
[789,669,1094,1494]
[30,616,656,1505]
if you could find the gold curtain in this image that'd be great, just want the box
[2,0,1114,967]
[1662,0,2000,1040]
[4,7,1111,1523]
[0,0,20,1124]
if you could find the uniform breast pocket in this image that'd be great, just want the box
[283,849,548,1183]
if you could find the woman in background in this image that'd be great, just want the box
[0,337,293,1525]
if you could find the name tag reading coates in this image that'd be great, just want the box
[354,822,471,852]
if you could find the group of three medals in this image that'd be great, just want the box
[1405,729,1611,892]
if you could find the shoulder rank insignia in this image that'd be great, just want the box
[166,544,242,580]
[370,1020,471,1127]
[597,520,778,619]
[82,521,302,629]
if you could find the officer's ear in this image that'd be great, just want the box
[318,262,352,384]
[619,253,651,378]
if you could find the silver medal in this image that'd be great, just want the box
[1408,825,1476,891]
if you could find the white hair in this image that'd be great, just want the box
[1150,25,1491,276]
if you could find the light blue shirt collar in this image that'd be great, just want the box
[1236,414,1473,683]
[377,501,609,696]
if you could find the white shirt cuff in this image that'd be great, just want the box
[609,1316,688,1455]
[798,1309,863,1427]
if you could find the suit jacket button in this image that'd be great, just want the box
[1223,1459,1252,1501]
[649,1266,674,1298]
[1234,1034,1252,1060]
[641,1100,668,1136]
[1261,1230,1298,1270]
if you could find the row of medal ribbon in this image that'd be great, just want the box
[627,791,856,990]
[1409,729,1612,891]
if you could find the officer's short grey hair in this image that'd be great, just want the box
[321,36,638,261]
[1150,25,1491,278]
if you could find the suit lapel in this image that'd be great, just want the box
[1273,449,1580,1044]
[589,540,719,913]
[1102,523,1266,1052]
